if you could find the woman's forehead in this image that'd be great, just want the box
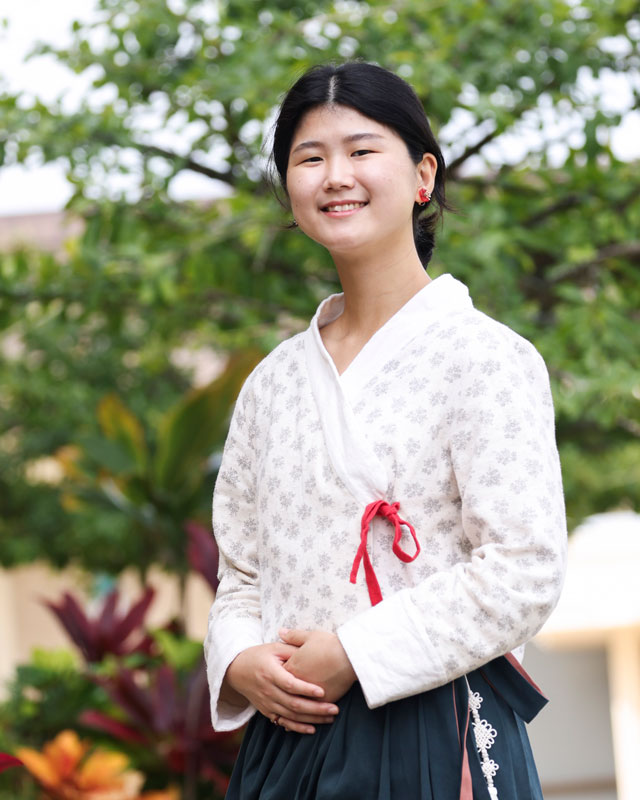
[291,104,393,147]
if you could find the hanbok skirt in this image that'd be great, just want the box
[225,655,546,800]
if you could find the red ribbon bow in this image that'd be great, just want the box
[350,499,421,605]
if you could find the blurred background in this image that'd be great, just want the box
[0,0,638,798]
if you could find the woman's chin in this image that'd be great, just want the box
[316,230,375,257]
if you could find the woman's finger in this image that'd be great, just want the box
[277,717,316,735]
[273,665,325,699]
[268,701,337,725]
[278,627,310,647]
[271,691,339,719]
[263,703,316,733]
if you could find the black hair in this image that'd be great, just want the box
[271,61,451,267]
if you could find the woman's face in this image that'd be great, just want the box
[286,104,436,259]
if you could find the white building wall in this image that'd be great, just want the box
[526,642,617,799]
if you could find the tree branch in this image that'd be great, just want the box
[523,194,584,227]
[90,129,236,186]
[612,185,640,214]
[524,185,640,228]
[556,417,640,448]
[135,142,235,185]
[550,241,640,285]
[446,128,500,176]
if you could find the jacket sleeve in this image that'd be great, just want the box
[204,375,263,731]
[337,328,567,708]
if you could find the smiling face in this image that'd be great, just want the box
[286,104,436,262]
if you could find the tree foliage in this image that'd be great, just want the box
[1,0,638,569]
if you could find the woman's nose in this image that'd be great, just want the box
[322,156,355,191]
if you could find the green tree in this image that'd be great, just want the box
[53,349,261,577]
[0,0,638,569]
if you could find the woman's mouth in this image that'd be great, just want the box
[321,201,368,215]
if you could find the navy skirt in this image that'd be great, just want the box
[225,655,546,800]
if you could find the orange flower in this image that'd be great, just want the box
[16,730,145,800]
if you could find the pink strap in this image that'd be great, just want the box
[459,726,473,800]
[504,651,547,697]
[453,683,474,800]
[350,500,420,606]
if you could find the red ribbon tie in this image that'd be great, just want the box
[350,500,420,606]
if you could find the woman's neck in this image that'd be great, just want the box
[317,240,432,376]
[330,243,431,339]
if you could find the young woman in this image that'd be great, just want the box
[205,61,567,800]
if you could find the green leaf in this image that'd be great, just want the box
[151,629,203,671]
[154,349,262,493]
[97,394,148,473]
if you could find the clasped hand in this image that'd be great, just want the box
[224,629,356,734]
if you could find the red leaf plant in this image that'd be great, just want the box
[184,519,220,594]
[184,521,219,594]
[45,587,156,663]
[0,752,23,773]
[80,660,238,795]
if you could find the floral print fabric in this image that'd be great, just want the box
[205,276,567,730]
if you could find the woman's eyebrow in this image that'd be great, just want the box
[290,132,385,155]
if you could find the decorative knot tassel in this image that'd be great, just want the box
[350,499,420,606]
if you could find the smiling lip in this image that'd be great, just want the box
[321,201,368,215]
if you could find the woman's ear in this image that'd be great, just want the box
[416,153,438,199]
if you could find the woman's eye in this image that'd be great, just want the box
[302,156,322,163]
[352,149,373,157]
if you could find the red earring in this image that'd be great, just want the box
[418,187,431,205]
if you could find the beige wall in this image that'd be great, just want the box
[0,563,213,694]
[0,211,83,256]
